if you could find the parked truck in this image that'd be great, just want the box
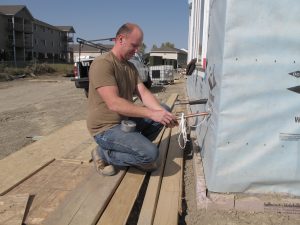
[71,37,152,96]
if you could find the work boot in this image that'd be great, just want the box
[135,161,159,172]
[91,148,116,176]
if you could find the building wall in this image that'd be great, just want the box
[33,23,64,60]
[150,52,177,60]
[177,52,187,67]
[0,6,74,63]
[0,14,7,50]
[187,0,300,196]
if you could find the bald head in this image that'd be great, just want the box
[112,23,144,61]
[116,23,143,38]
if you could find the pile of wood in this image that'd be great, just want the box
[0,93,185,225]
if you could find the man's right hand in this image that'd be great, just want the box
[150,109,178,127]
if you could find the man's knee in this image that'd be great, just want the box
[144,144,159,163]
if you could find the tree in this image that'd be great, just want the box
[151,42,175,51]
[151,44,158,50]
[161,42,174,48]
[138,43,147,54]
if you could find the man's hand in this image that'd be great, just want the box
[166,118,179,128]
[150,109,178,128]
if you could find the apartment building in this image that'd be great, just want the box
[0,5,75,64]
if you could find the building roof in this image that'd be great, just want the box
[34,18,62,31]
[151,46,187,54]
[34,19,75,34]
[0,5,34,19]
[56,26,76,33]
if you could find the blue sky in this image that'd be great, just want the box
[1,0,189,52]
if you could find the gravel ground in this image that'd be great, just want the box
[1,74,300,224]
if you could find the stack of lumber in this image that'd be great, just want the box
[0,93,185,225]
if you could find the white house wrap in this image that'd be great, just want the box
[187,0,300,196]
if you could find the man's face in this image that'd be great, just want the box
[120,28,143,60]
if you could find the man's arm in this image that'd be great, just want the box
[136,82,164,110]
[97,85,176,126]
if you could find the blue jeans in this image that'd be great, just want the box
[94,104,170,167]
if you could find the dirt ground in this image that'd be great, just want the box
[1,74,300,224]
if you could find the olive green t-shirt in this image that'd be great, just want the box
[87,51,142,136]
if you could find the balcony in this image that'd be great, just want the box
[24,24,33,33]
[12,23,23,32]
[61,36,74,42]
[10,38,33,49]
[25,41,33,49]
[14,38,24,48]
[67,37,74,42]
[7,22,33,33]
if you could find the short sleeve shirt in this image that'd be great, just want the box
[87,51,142,136]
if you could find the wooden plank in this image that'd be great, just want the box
[0,194,29,225]
[177,97,187,215]
[165,93,178,111]
[43,169,126,225]
[59,138,96,163]
[153,126,183,225]
[7,160,91,225]
[137,93,179,225]
[0,120,91,195]
[96,168,145,225]
[136,128,171,225]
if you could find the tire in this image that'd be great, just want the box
[144,74,152,89]
[84,88,89,98]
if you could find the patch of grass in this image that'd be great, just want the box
[1,63,73,76]
[49,63,73,74]
[3,67,30,75]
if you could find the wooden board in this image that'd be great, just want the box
[7,160,91,225]
[0,120,91,195]
[0,194,29,225]
[137,93,179,225]
[165,93,178,111]
[153,126,183,225]
[136,128,171,225]
[96,167,145,225]
[43,168,126,225]
[59,138,96,163]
